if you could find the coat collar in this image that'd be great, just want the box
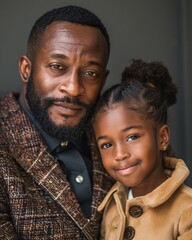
[98,157,189,211]
[18,95,90,157]
[0,92,114,239]
[1,93,90,228]
[142,157,189,207]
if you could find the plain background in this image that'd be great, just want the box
[0,0,192,185]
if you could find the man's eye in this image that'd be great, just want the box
[84,70,98,78]
[101,143,112,149]
[50,64,63,70]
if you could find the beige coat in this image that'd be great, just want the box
[98,157,192,240]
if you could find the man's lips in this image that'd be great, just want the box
[52,102,83,115]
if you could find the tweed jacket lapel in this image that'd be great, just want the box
[2,94,90,223]
[88,126,114,217]
[0,93,113,239]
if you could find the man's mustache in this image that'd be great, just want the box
[44,96,89,108]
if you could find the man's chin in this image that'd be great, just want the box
[51,125,84,141]
[51,118,82,130]
[42,116,87,141]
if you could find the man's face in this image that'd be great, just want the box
[23,22,109,140]
[26,74,93,140]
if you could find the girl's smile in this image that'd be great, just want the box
[94,102,168,197]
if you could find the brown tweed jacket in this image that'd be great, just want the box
[0,92,114,240]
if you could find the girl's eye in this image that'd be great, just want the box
[101,142,112,149]
[127,134,139,141]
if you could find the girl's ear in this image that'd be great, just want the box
[159,124,170,151]
[19,55,32,83]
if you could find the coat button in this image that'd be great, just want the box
[129,205,143,218]
[124,226,135,239]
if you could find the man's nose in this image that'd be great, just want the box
[59,71,84,97]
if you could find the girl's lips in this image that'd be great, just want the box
[116,163,140,176]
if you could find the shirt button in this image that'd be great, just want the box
[124,226,135,240]
[75,175,84,183]
[129,205,143,218]
[60,141,68,148]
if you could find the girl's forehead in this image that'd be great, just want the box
[95,103,139,123]
[99,99,148,119]
[94,101,155,129]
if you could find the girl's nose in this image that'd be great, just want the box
[114,144,131,161]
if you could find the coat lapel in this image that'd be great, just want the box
[1,94,92,236]
[1,93,114,239]
[87,126,115,219]
[18,145,93,235]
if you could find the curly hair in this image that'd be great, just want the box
[27,5,110,59]
[93,59,178,157]
[93,59,177,125]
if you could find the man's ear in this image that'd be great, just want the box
[19,55,32,83]
[159,124,170,151]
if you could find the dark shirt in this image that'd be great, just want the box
[18,96,92,218]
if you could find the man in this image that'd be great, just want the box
[0,6,114,239]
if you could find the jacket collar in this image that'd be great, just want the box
[98,157,189,211]
[2,93,90,224]
[18,95,89,157]
[1,92,114,239]
[142,157,189,207]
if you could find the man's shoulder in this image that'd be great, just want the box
[0,92,30,134]
[0,92,20,114]
[0,91,19,102]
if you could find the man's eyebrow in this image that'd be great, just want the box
[50,54,106,69]
[50,53,67,59]
[88,60,106,69]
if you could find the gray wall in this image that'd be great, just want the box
[1,0,191,185]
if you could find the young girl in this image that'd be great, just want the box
[93,59,192,240]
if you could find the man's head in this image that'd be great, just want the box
[27,5,110,61]
[19,5,110,141]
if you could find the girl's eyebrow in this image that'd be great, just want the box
[96,125,143,142]
[96,135,108,142]
[122,125,143,133]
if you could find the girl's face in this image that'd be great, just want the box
[93,102,169,197]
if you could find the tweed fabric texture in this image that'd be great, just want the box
[0,92,114,240]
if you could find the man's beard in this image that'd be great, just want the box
[26,76,94,141]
